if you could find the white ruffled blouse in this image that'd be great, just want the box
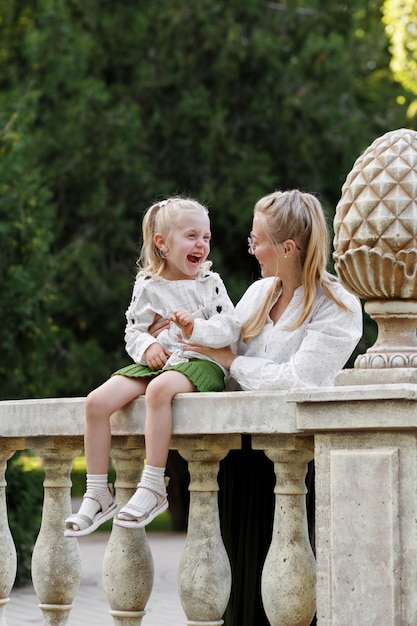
[229,275,363,391]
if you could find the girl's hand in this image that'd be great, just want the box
[147,314,170,338]
[169,309,194,339]
[184,344,237,370]
[144,342,171,370]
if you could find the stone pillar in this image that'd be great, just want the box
[253,435,315,626]
[30,436,83,626]
[293,390,417,626]
[0,441,21,625]
[175,434,240,626]
[102,437,153,626]
[308,127,417,624]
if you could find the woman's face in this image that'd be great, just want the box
[251,214,281,278]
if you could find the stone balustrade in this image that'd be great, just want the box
[0,391,316,626]
[2,383,417,626]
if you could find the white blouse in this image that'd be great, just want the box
[229,275,363,391]
[124,270,240,370]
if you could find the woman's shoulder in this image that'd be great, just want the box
[242,277,275,295]
[236,277,275,309]
[320,273,361,310]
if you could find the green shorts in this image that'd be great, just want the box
[112,358,225,392]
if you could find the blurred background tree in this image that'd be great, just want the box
[0,0,413,398]
[383,0,417,118]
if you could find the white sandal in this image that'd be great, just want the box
[114,484,168,529]
[64,486,118,537]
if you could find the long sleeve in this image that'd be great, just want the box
[229,277,362,391]
[189,273,240,347]
[124,278,163,365]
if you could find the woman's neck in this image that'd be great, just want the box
[270,276,302,324]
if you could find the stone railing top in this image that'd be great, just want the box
[2,384,417,440]
[0,390,300,438]
[289,382,417,431]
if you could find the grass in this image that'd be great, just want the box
[18,450,174,533]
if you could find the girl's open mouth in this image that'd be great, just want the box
[187,254,201,265]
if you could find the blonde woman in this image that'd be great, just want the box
[65,197,240,537]
[183,189,363,626]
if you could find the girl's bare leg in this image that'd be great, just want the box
[65,375,148,536]
[84,375,148,473]
[144,371,194,467]
[115,371,195,528]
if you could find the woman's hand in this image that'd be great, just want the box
[169,309,194,339]
[148,314,170,338]
[184,344,237,370]
[144,342,171,370]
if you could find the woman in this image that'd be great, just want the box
[184,189,363,625]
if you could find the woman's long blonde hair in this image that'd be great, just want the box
[137,196,212,278]
[241,189,350,342]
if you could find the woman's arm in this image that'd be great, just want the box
[183,344,238,370]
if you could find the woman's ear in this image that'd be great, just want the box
[283,239,297,256]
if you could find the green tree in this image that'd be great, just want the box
[0,95,58,399]
[382,0,417,120]
[383,0,417,94]
[0,0,409,399]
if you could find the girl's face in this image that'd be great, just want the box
[157,210,211,280]
[251,214,282,278]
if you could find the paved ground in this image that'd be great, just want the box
[8,531,187,625]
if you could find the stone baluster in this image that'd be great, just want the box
[175,434,240,626]
[253,435,316,626]
[0,441,22,626]
[102,437,154,626]
[30,436,83,626]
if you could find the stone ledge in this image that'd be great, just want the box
[0,390,298,438]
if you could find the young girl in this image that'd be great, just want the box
[65,197,240,536]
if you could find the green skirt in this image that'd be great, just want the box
[112,358,225,392]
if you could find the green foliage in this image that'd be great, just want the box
[0,0,410,400]
[383,0,417,95]
[0,92,58,399]
[6,453,44,587]
[382,0,417,122]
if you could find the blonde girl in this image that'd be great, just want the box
[65,197,239,536]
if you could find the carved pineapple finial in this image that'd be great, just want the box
[334,128,417,299]
[333,128,417,374]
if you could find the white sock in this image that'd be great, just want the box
[119,465,166,518]
[140,465,166,491]
[76,474,109,522]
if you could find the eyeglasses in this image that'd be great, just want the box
[247,232,302,256]
[248,232,268,255]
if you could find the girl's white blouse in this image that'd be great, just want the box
[229,276,363,391]
[124,270,240,369]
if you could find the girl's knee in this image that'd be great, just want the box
[85,388,107,419]
[146,376,170,402]
[146,372,194,404]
